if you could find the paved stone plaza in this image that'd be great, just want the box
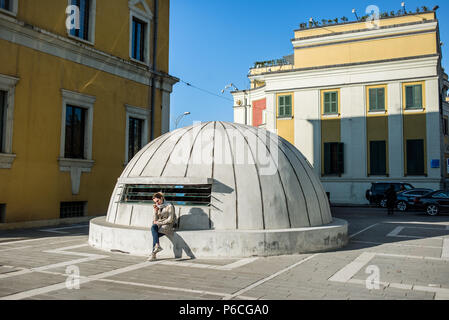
[0,207,448,300]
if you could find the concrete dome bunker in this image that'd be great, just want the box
[89,121,348,258]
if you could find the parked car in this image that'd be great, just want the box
[366,182,414,207]
[414,190,449,216]
[396,188,434,212]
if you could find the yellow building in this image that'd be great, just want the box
[0,0,178,226]
[232,10,449,204]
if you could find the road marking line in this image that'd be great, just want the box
[219,257,259,270]
[0,244,108,280]
[159,257,259,271]
[328,252,376,283]
[0,235,85,246]
[39,225,89,234]
[0,246,32,252]
[401,226,448,231]
[99,278,235,298]
[385,226,445,240]
[349,223,379,239]
[413,285,449,295]
[223,254,318,300]
[386,226,404,237]
[376,252,444,261]
[442,239,449,260]
[351,240,442,249]
[389,283,413,290]
[35,269,258,300]
[347,278,449,299]
[0,260,163,300]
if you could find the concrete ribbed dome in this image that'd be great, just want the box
[106,121,333,231]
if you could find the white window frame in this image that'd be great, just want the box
[0,74,19,169]
[60,89,95,163]
[128,0,153,66]
[66,0,96,45]
[0,0,18,17]
[125,104,148,165]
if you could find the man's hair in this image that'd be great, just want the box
[153,192,164,200]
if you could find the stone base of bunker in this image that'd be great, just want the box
[89,217,348,258]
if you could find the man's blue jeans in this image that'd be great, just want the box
[151,224,165,249]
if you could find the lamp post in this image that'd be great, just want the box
[174,112,191,129]
[401,2,406,14]
[352,8,359,21]
[222,83,250,125]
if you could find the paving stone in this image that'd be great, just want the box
[0,207,448,300]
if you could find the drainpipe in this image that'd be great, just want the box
[435,12,445,190]
[149,0,159,141]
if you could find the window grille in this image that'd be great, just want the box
[122,184,212,207]
[0,204,5,223]
[60,202,86,218]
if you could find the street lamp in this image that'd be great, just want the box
[221,83,239,93]
[222,83,250,125]
[175,112,191,129]
[401,2,406,14]
[352,8,359,21]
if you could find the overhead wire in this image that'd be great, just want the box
[179,79,234,102]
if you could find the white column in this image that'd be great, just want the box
[388,82,404,178]
[426,79,442,180]
[340,86,366,180]
[265,93,276,133]
[294,90,319,172]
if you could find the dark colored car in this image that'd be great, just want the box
[396,188,434,212]
[414,190,449,216]
[366,182,414,207]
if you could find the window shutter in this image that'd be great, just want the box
[414,85,422,109]
[324,93,330,114]
[278,96,284,117]
[285,95,292,116]
[331,92,338,113]
[406,139,424,175]
[324,143,331,175]
[377,88,385,110]
[369,89,377,111]
[370,141,386,175]
[406,86,413,109]
[337,143,344,174]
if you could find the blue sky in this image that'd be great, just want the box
[169,0,449,130]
